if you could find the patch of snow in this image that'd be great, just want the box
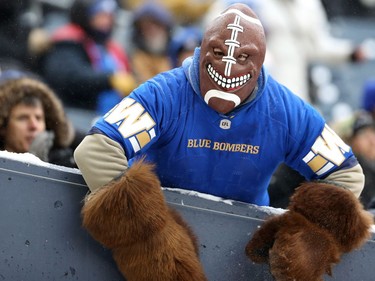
[0,150,81,174]
[162,187,287,216]
[254,205,286,216]
[163,187,234,205]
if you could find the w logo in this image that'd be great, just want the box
[104,98,156,152]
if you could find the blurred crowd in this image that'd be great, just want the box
[0,0,374,209]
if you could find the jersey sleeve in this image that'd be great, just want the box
[284,101,355,181]
[92,78,174,160]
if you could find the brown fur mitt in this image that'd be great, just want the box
[245,181,374,281]
[81,159,207,281]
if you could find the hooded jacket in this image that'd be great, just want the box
[40,0,131,111]
[0,76,76,167]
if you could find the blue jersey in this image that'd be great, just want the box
[93,48,356,206]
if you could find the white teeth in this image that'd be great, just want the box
[207,64,250,90]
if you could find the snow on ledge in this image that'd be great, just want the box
[0,150,81,174]
[163,187,235,205]
[162,187,286,216]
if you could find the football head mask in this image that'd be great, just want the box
[199,4,266,114]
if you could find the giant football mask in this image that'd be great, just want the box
[199,4,266,114]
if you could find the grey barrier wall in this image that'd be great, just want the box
[0,153,374,281]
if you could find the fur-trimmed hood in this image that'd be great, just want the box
[0,77,75,149]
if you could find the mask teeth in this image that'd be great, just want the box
[207,64,251,90]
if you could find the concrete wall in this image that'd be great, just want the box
[0,153,374,280]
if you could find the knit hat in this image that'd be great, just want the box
[132,2,174,54]
[70,0,117,31]
[133,2,173,28]
[88,0,117,17]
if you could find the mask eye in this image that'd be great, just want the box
[238,53,249,62]
[213,48,225,58]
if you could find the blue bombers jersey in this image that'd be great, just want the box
[92,48,356,206]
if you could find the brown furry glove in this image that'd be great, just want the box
[245,181,374,281]
[81,159,207,281]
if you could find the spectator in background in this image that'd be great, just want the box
[0,71,77,167]
[350,111,375,161]
[40,0,136,115]
[169,25,202,68]
[330,110,375,210]
[0,0,50,72]
[347,111,375,210]
[130,2,174,84]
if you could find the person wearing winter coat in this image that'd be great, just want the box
[0,72,77,167]
[129,2,175,84]
[40,0,136,115]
